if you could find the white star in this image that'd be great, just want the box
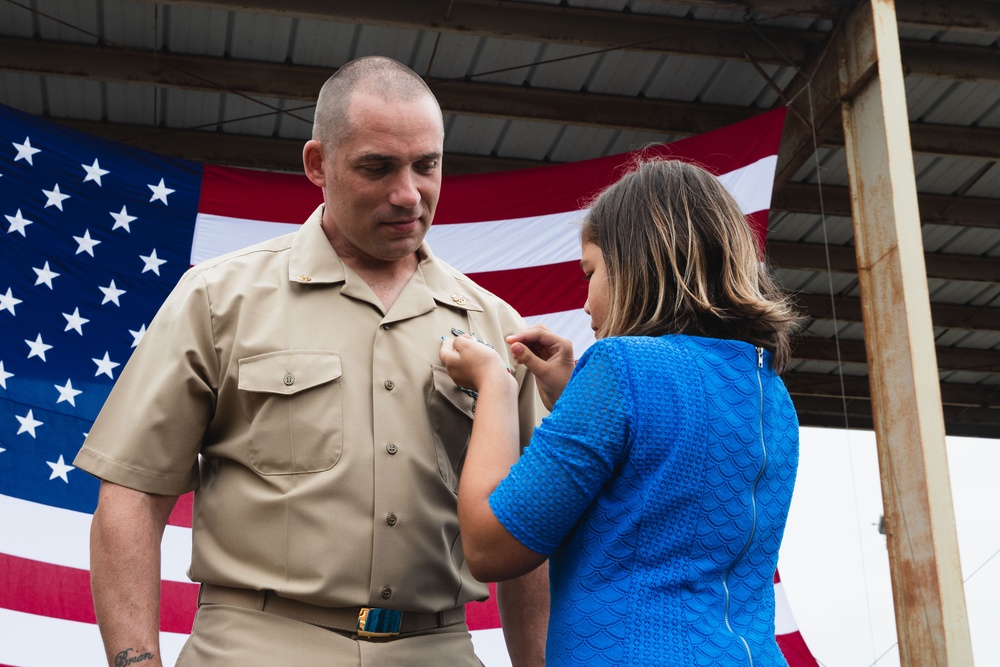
[43,183,71,211]
[148,178,175,205]
[129,324,147,348]
[99,279,126,306]
[82,159,109,186]
[33,261,60,289]
[54,378,83,406]
[16,409,43,438]
[5,209,33,236]
[0,288,22,315]
[25,334,53,361]
[47,455,75,483]
[0,360,13,389]
[13,137,41,165]
[63,307,90,335]
[140,248,167,275]
[74,229,101,256]
[110,205,137,232]
[93,351,120,379]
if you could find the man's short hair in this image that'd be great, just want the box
[312,56,442,149]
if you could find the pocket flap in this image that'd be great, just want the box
[431,365,476,419]
[238,351,342,396]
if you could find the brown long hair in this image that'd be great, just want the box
[581,158,800,372]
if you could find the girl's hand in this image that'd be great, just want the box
[439,335,513,393]
[506,324,576,410]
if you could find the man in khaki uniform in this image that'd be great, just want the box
[74,56,548,666]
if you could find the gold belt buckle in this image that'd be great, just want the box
[357,607,402,638]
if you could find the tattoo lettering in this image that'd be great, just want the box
[114,648,155,666]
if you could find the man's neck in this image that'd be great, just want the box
[343,253,419,312]
[320,214,421,311]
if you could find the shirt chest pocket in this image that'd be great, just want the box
[238,351,344,475]
[428,365,476,491]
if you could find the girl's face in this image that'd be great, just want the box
[581,240,609,337]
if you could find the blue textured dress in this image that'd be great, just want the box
[489,334,798,666]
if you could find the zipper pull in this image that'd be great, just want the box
[757,346,764,369]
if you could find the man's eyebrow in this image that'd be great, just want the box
[355,152,442,162]
[356,152,395,162]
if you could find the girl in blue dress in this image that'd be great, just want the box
[440,158,801,666]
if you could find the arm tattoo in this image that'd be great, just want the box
[114,648,155,666]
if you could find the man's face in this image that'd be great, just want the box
[319,90,444,265]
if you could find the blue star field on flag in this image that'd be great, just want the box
[0,104,203,513]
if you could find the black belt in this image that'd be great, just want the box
[198,584,465,638]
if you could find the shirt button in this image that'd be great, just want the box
[384,380,394,390]
[283,374,294,386]
[386,443,398,455]
[381,587,392,599]
[386,513,397,526]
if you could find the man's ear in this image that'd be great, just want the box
[303,139,326,187]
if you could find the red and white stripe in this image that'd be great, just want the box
[774,570,821,667]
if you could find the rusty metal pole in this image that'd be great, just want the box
[837,1,974,664]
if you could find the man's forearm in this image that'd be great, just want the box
[497,561,550,667]
[90,482,178,667]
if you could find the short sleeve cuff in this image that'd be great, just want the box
[74,446,198,496]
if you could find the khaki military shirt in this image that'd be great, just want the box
[74,205,537,613]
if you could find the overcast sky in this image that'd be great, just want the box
[779,427,999,666]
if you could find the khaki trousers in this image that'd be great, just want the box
[176,602,485,666]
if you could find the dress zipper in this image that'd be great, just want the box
[720,346,766,667]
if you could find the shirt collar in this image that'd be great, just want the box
[287,204,347,285]
[415,243,484,314]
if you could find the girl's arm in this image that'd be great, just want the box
[440,336,547,581]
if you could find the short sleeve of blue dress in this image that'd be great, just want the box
[489,339,632,555]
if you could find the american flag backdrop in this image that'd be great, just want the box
[0,101,817,666]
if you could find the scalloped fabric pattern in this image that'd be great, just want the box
[490,334,798,666]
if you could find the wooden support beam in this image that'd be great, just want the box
[146,0,816,64]
[784,371,1000,409]
[768,240,1000,283]
[772,14,846,190]
[784,371,1000,436]
[150,0,1000,70]
[837,2,972,664]
[791,336,1000,373]
[774,182,1000,229]
[785,394,1000,439]
[771,7,1000,187]
[8,38,999,159]
[826,121,1000,160]
[54,118,554,174]
[651,0,1000,33]
[795,292,1000,331]
[0,36,752,134]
